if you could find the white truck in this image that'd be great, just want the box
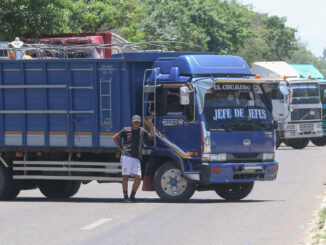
[252,61,323,149]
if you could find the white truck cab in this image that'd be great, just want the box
[252,61,323,149]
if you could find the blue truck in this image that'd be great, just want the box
[0,52,281,202]
[291,64,326,146]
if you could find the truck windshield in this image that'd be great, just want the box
[197,81,273,131]
[291,83,319,104]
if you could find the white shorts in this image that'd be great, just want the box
[121,155,141,176]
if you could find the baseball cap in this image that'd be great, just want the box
[132,115,141,122]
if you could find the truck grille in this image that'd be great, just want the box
[299,123,314,132]
[228,153,261,162]
[291,108,321,121]
[232,153,259,159]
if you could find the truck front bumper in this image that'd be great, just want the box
[199,161,278,184]
[282,122,323,139]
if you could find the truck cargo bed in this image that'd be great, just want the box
[0,58,134,151]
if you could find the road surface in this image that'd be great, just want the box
[0,144,325,245]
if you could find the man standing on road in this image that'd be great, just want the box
[113,115,154,202]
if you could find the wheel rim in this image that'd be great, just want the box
[161,168,188,196]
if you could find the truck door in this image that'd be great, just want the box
[272,88,287,121]
[145,86,200,158]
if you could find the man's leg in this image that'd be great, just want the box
[122,175,129,199]
[130,158,142,201]
[132,175,141,192]
[121,155,131,202]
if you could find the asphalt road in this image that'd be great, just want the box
[1,144,326,245]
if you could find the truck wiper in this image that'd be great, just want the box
[231,121,267,131]
[218,124,231,132]
[299,111,318,120]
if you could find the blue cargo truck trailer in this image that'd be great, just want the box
[0,52,280,202]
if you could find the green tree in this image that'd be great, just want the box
[0,0,68,41]
[261,15,297,60]
[235,9,298,66]
[288,43,326,77]
[138,0,252,53]
[64,0,144,38]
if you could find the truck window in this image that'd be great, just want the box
[146,87,195,121]
[166,89,183,115]
[271,89,283,100]
[165,88,195,121]
[146,88,163,116]
[320,85,326,104]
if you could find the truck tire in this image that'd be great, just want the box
[39,180,81,199]
[311,137,326,146]
[215,182,254,201]
[154,162,195,202]
[0,164,20,200]
[287,139,309,149]
[276,138,281,149]
[275,132,281,149]
[65,181,81,197]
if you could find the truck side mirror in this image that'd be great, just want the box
[179,87,190,105]
[279,85,289,96]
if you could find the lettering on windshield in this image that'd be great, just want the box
[213,108,267,121]
[214,84,251,91]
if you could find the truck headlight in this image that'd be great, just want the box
[262,153,274,161]
[202,153,227,162]
[286,124,296,130]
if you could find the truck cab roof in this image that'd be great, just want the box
[252,61,300,79]
[252,61,320,85]
[290,64,325,80]
[130,54,253,84]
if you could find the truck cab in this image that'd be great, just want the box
[143,55,280,201]
[290,64,326,146]
[252,61,323,149]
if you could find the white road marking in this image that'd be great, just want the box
[81,218,112,231]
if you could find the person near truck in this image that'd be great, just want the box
[113,115,154,202]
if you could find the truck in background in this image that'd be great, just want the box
[252,61,323,149]
[291,64,326,146]
[0,32,136,60]
[0,50,282,202]
[25,31,136,58]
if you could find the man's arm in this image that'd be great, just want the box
[147,116,155,138]
[113,131,123,152]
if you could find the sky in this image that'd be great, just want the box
[241,0,326,57]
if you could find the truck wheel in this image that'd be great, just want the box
[287,139,309,149]
[39,180,81,199]
[276,139,281,149]
[0,164,20,200]
[311,137,326,146]
[65,181,81,197]
[275,132,281,149]
[154,162,195,202]
[215,182,254,201]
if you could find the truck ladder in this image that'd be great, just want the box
[99,78,112,128]
[142,69,158,148]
